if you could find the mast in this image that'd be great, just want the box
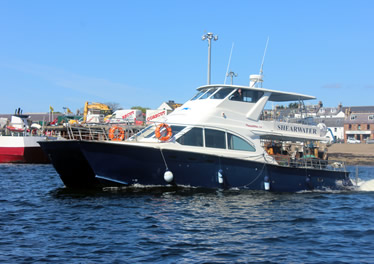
[202,32,218,85]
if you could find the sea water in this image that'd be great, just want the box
[0,164,374,263]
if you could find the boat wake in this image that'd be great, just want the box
[356,179,374,192]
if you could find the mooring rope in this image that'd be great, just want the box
[159,148,169,171]
[242,153,268,188]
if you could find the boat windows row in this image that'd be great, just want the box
[176,127,255,152]
[133,125,255,152]
[190,87,264,103]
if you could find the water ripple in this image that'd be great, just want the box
[0,164,374,263]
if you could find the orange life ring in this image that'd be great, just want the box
[7,126,24,132]
[155,123,172,141]
[267,147,274,155]
[109,126,125,141]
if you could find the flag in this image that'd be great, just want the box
[50,106,54,112]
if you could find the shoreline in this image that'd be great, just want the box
[327,143,374,166]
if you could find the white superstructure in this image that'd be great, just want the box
[125,81,329,166]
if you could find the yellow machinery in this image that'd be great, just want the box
[82,102,112,123]
[68,102,113,125]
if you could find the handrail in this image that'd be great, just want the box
[65,123,143,141]
[272,154,347,172]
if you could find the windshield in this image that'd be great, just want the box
[191,89,208,100]
[211,88,235,99]
[199,88,217,99]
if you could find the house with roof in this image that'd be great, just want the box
[344,106,374,143]
[319,118,345,143]
[316,103,345,119]
[157,100,182,111]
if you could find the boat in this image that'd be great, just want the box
[0,112,49,163]
[38,139,99,188]
[75,74,352,192]
[38,124,143,188]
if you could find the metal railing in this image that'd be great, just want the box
[272,155,347,172]
[65,124,144,141]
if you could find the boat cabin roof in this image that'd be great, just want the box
[197,84,316,102]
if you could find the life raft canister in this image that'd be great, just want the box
[155,123,172,141]
[108,126,125,141]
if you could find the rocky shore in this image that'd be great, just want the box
[328,143,374,166]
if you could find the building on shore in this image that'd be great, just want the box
[343,106,374,143]
[158,100,182,111]
[269,103,374,144]
[319,118,345,143]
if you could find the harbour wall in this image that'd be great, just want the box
[328,143,374,165]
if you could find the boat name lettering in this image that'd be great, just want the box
[277,124,317,134]
[147,111,166,121]
[246,124,262,128]
[122,111,135,119]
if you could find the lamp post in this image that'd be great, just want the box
[226,71,238,85]
[202,32,218,85]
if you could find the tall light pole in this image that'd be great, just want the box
[202,32,218,85]
[226,71,238,85]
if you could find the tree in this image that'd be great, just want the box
[131,106,150,114]
[288,102,299,109]
[105,102,123,111]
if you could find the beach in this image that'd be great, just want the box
[328,143,374,165]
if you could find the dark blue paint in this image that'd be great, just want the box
[80,141,352,192]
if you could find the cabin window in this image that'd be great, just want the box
[176,127,203,146]
[205,129,226,149]
[190,89,208,100]
[169,126,186,139]
[229,89,264,103]
[131,125,155,140]
[199,88,217,100]
[243,90,264,103]
[227,133,255,152]
[211,88,235,100]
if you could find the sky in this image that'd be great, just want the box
[0,0,373,114]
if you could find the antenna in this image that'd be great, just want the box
[224,42,234,84]
[259,36,269,76]
[249,37,269,88]
[227,71,238,85]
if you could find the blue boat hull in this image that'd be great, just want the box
[80,141,352,192]
[39,140,100,189]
